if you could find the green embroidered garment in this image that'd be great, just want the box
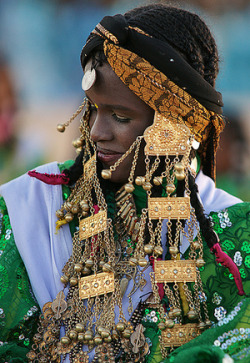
[0,164,249,362]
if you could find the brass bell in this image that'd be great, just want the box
[166,183,176,194]
[116,322,125,332]
[154,245,163,256]
[128,257,138,266]
[69,329,78,340]
[158,322,166,331]
[196,258,205,268]
[144,244,154,255]
[187,309,197,320]
[174,162,185,172]
[142,182,152,191]
[56,209,64,218]
[101,169,111,179]
[74,263,83,273]
[102,263,112,272]
[165,319,175,328]
[175,172,185,181]
[94,334,102,345]
[85,259,94,268]
[135,176,145,186]
[61,336,70,345]
[84,330,93,341]
[153,176,162,186]
[60,275,69,285]
[169,246,179,255]
[69,277,78,286]
[75,323,84,332]
[57,124,66,133]
[64,212,74,223]
[138,257,148,267]
[124,183,135,193]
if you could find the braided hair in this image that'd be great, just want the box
[65,4,221,252]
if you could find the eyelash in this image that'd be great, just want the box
[89,103,131,123]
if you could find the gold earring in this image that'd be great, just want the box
[57,98,87,133]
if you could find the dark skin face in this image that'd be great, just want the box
[86,63,154,184]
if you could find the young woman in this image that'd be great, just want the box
[0,4,249,363]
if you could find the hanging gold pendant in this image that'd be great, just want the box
[161,323,200,347]
[79,210,107,240]
[84,153,96,179]
[154,260,196,283]
[79,272,114,299]
[144,112,190,156]
[148,197,190,219]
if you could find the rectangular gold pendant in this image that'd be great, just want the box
[79,210,107,240]
[148,197,190,220]
[79,272,115,299]
[161,323,200,347]
[154,260,196,283]
[84,153,96,179]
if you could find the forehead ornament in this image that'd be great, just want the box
[82,58,96,91]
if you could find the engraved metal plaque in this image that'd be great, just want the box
[79,272,114,299]
[148,197,190,220]
[154,260,196,283]
[79,210,107,240]
[144,112,190,156]
[161,323,200,347]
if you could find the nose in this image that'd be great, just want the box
[89,111,113,143]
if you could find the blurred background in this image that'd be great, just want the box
[0,0,249,200]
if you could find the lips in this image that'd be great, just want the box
[97,148,123,165]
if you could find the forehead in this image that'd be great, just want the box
[85,63,147,109]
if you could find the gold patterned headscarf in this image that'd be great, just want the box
[81,15,225,180]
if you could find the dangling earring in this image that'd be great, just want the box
[56,98,87,133]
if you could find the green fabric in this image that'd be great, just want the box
[0,196,40,361]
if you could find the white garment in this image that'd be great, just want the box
[0,163,242,362]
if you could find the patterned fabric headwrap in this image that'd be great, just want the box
[81,14,225,180]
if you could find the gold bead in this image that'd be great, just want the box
[75,323,84,333]
[196,258,205,268]
[57,124,66,133]
[104,336,112,343]
[122,328,131,339]
[129,257,138,266]
[116,322,125,332]
[100,329,110,338]
[175,172,185,181]
[102,263,112,272]
[144,244,154,254]
[84,330,93,341]
[174,162,185,172]
[60,275,69,284]
[124,183,135,193]
[166,183,176,194]
[82,267,91,275]
[154,245,163,256]
[97,326,104,334]
[112,330,119,340]
[78,332,85,341]
[72,138,83,148]
[187,310,197,320]
[135,176,145,186]
[205,320,212,327]
[143,182,152,191]
[64,212,74,223]
[153,176,162,186]
[79,200,89,212]
[169,246,179,255]
[168,310,174,319]
[74,263,83,273]
[94,334,102,345]
[70,277,78,286]
[81,211,89,218]
[173,308,182,317]
[138,257,148,267]
[69,329,78,340]
[165,319,175,328]
[85,259,94,268]
[197,321,206,330]
[71,205,79,214]
[61,336,70,345]
[101,169,111,179]
[65,202,73,211]
[56,210,64,218]
[192,241,200,250]
[158,322,166,331]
